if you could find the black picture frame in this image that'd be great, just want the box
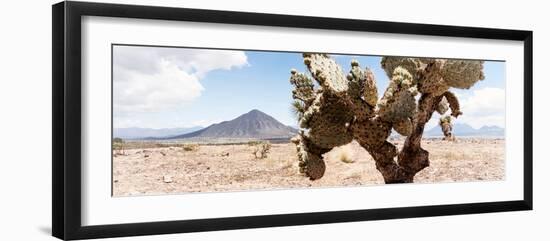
[52,1,533,240]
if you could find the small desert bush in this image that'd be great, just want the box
[182,144,200,152]
[441,151,467,161]
[247,140,262,146]
[251,141,271,159]
[338,145,354,163]
[112,138,125,155]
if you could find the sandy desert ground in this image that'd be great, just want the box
[112,138,504,196]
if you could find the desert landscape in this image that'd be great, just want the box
[112,138,504,196]
[112,47,507,197]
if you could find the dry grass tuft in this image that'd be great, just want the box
[251,141,272,159]
[440,151,468,161]
[338,145,355,163]
[182,144,199,152]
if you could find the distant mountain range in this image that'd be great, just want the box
[114,109,298,140]
[167,109,298,139]
[113,126,203,139]
[115,110,503,140]
[424,123,504,137]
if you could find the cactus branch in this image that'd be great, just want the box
[443,91,463,117]
[397,94,443,176]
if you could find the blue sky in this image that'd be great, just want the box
[113,46,505,130]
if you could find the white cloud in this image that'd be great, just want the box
[188,119,224,128]
[114,60,203,112]
[457,87,505,128]
[112,117,143,129]
[113,46,248,113]
[425,87,505,130]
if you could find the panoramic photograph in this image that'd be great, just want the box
[111,45,505,197]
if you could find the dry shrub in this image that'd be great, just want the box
[338,145,354,163]
[182,144,199,152]
[440,151,467,161]
[247,140,262,146]
[112,138,125,156]
[251,141,271,159]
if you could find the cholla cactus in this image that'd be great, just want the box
[289,54,484,183]
[439,115,455,141]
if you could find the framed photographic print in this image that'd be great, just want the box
[52,1,533,240]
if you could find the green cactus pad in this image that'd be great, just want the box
[441,60,485,89]
[303,53,348,94]
[351,117,392,149]
[377,67,417,123]
[381,56,424,80]
[293,133,330,180]
[417,60,449,95]
[300,93,354,148]
[346,60,377,121]
[393,118,413,136]
[363,68,379,107]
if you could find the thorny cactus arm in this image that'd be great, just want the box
[395,93,444,181]
[289,54,355,180]
[300,54,355,148]
[289,69,315,123]
[377,67,418,136]
[443,91,463,117]
[346,60,377,121]
[291,133,331,179]
[303,53,349,94]
[347,60,378,106]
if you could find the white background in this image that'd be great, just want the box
[0,0,547,240]
[82,15,524,226]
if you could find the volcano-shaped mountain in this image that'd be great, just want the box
[168,109,298,139]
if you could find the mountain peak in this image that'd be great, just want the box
[236,109,274,121]
[248,109,262,114]
[169,109,297,139]
[243,109,267,116]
